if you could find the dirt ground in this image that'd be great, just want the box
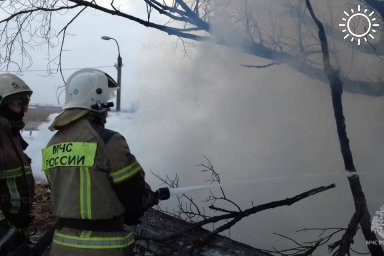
[24,105,62,130]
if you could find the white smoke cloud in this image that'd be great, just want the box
[24,114,58,182]
[106,41,384,251]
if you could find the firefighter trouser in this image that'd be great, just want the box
[50,227,135,256]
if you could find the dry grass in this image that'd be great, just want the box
[23,106,58,230]
[24,105,62,130]
[32,183,55,233]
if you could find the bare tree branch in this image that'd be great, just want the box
[241,62,278,68]
[188,184,335,255]
[148,157,336,255]
[67,0,208,39]
[0,4,80,24]
[362,0,384,20]
[1,0,383,95]
[192,184,335,229]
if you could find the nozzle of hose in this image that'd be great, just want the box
[155,187,170,201]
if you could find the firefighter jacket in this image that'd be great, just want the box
[43,111,148,223]
[0,115,35,229]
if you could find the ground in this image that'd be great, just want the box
[30,183,55,256]
[24,105,62,130]
[23,105,59,255]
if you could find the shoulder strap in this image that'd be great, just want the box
[99,129,117,144]
[85,118,116,144]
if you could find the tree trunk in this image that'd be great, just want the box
[305,1,384,254]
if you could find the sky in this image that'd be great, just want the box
[3,0,384,254]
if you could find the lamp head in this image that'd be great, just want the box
[101,36,112,40]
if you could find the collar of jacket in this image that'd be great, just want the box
[0,115,13,132]
[49,109,90,131]
[84,111,107,128]
[0,115,28,149]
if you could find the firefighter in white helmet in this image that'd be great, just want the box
[43,69,157,256]
[0,73,35,255]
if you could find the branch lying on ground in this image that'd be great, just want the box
[188,184,335,254]
[149,157,335,255]
[261,224,369,256]
[135,182,335,255]
[268,233,323,256]
[193,184,335,230]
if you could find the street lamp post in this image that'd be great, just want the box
[101,36,122,112]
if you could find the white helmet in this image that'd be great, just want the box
[0,73,33,105]
[64,68,119,111]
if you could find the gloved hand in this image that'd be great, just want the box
[142,190,159,211]
[124,211,143,226]
[123,190,159,226]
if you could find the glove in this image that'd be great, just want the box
[124,211,143,226]
[124,190,159,226]
[142,190,159,211]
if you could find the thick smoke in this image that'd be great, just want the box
[111,41,383,251]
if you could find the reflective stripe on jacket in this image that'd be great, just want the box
[0,116,35,227]
[52,228,134,249]
[44,117,145,220]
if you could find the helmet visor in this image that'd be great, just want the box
[105,73,119,88]
[2,93,30,106]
